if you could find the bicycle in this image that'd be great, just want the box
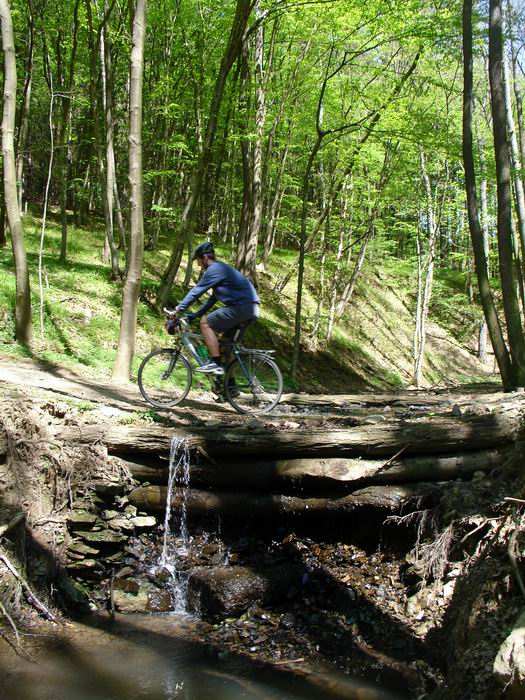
[137,310,283,415]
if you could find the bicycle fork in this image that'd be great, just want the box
[162,349,181,380]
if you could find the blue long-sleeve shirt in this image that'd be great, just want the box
[177,261,259,315]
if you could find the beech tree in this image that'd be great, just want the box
[1,0,31,346]
[488,0,525,387]
[112,0,146,382]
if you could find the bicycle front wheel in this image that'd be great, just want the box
[224,352,283,415]
[138,348,192,408]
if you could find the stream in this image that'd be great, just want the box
[1,614,402,700]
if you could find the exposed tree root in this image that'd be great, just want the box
[0,549,57,622]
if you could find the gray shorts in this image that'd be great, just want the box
[207,303,260,332]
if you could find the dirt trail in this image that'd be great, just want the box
[0,354,149,411]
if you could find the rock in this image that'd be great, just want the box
[451,404,462,417]
[131,515,157,528]
[65,558,100,571]
[67,512,99,529]
[102,510,121,520]
[113,587,149,613]
[68,541,102,558]
[363,414,387,424]
[493,608,525,697]
[146,588,174,613]
[107,517,135,532]
[113,580,174,613]
[77,529,127,544]
[187,564,301,620]
[56,574,92,612]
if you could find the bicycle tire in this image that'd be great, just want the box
[138,348,192,408]
[224,352,283,415]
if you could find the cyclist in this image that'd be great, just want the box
[174,242,260,374]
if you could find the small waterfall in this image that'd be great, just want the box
[157,436,191,613]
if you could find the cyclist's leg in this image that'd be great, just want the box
[206,304,259,387]
[205,304,259,350]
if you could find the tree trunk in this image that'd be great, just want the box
[112,0,146,382]
[488,0,525,386]
[101,4,119,272]
[129,483,441,520]
[0,0,31,346]
[507,0,525,191]
[290,133,323,380]
[259,139,289,270]
[502,54,525,281]
[413,151,439,387]
[463,0,513,388]
[85,0,120,279]
[15,8,33,215]
[123,448,508,491]
[236,0,266,285]
[58,411,522,458]
[235,42,253,274]
[157,0,252,309]
[57,0,80,263]
[327,176,352,340]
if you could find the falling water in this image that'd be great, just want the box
[158,436,191,613]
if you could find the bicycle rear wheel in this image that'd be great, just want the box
[138,348,192,408]
[224,352,283,415]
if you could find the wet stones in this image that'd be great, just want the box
[186,563,302,620]
[65,502,157,587]
[112,578,174,614]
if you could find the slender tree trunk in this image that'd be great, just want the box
[86,0,120,279]
[326,176,352,340]
[236,43,253,273]
[413,151,439,387]
[332,146,396,327]
[0,201,6,247]
[237,0,265,285]
[260,138,289,270]
[112,0,146,382]
[1,0,31,346]
[57,0,80,263]
[290,133,323,380]
[311,212,328,342]
[158,0,252,309]
[488,0,525,386]
[463,0,513,387]
[15,8,33,215]
[101,7,119,272]
[502,54,525,275]
[507,0,525,191]
[476,118,490,360]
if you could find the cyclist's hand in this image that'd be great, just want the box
[163,307,178,318]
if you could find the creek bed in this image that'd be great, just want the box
[1,613,403,700]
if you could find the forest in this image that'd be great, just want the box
[1,0,524,391]
[3,2,525,698]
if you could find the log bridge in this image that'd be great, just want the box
[57,391,525,523]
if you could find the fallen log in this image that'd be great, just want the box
[128,483,441,519]
[58,412,522,458]
[121,448,510,490]
[280,390,525,412]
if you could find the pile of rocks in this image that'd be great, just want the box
[65,499,157,582]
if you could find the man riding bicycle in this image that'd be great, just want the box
[174,242,260,375]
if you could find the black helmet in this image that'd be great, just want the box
[192,241,215,260]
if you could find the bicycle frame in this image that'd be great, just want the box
[172,319,275,390]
